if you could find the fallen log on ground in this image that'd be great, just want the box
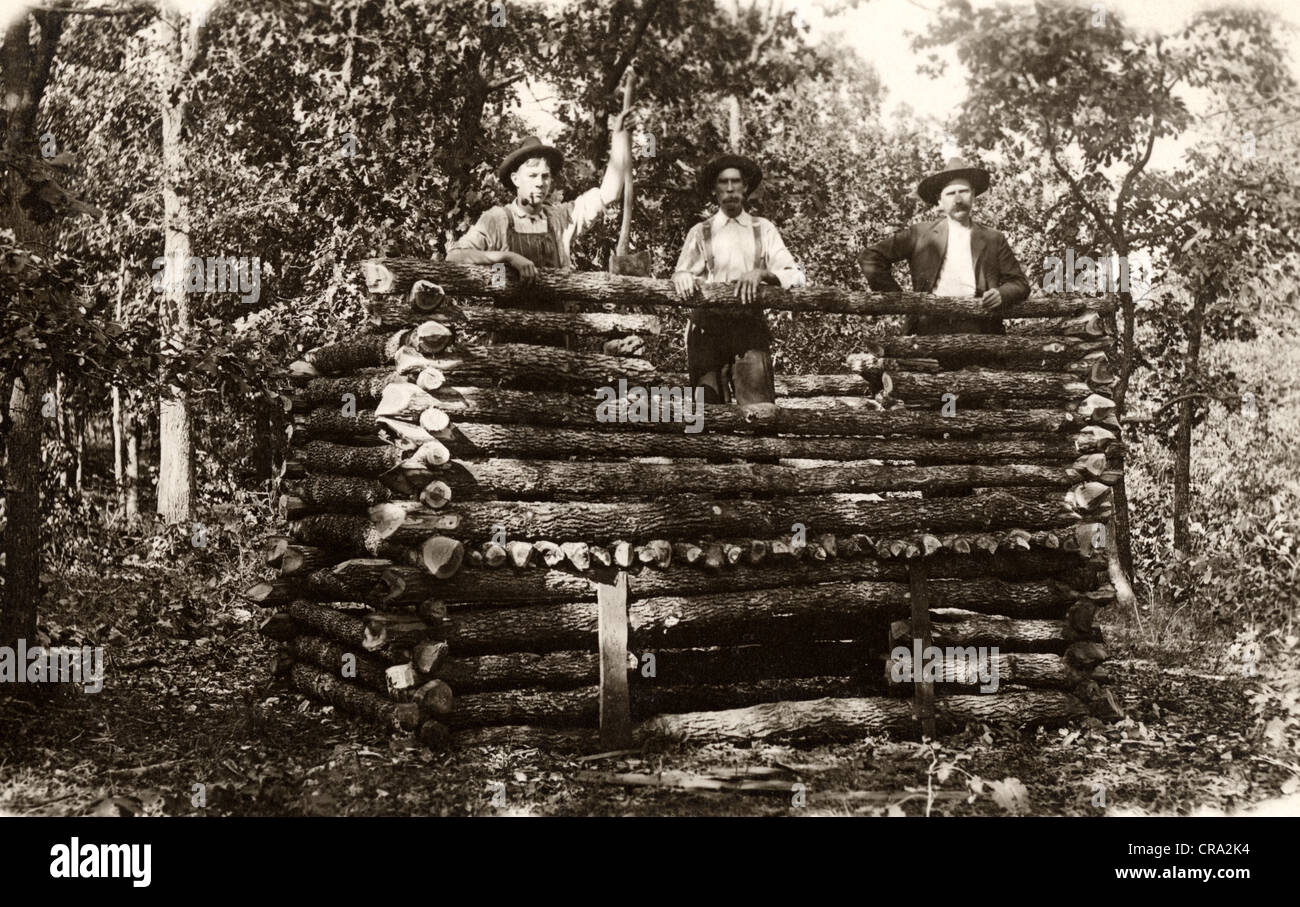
[636,691,1089,743]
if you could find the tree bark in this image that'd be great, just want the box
[437,423,1114,464]
[375,489,1080,547]
[1172,288,1208,554]
[1,9,64,653]
[638,691,1088,743]
[289,663,421,730]
[124,417,140,522]
[367,299,662,337]
[156,6,203,523]
[362,259,1116,318]
[360,383,1084,439]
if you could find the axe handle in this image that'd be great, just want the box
[616,68,636,256]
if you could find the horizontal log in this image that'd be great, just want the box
[271,543,332,577]
[439,423,1115,463]
[287,514,389,555]
[305,558,393,601]
[361,259,1115,317]
[429,343,658,388]
[243,579,296,606]
[890,608,1102,653]
[418,458,1079,501]
[880,334,1111,368]
[303,323,452,376]
[637,691,1089,743]
[1006,313,1107,338]
[290,662,423,730]
[294,370,408,408]
[292,634,410,697]
[285,440,407,477]
[368,298,662,336]
[283,439,447,480]
[887,650,1081,691]
[365,384,1093,440]
[885,368,1098,405]
[284,474,393,514]
[375,490,1081,546]
[285,599,411,661]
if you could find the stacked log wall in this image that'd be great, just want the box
[254,262,1123,747]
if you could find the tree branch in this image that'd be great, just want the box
[605,0,663,93]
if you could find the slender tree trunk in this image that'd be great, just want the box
[1172,289,1208,554]
[156,6,201,522]
[54,372,68,488]
[726,94,741,151]
[1,9,64,653]
[2,366,45,647]
[1112,287,1136,575]
[111,256,126,508]
[73,408,83,492]
[124,415,140,524]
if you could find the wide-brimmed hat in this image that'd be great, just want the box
[917,157,990,206]
[699,153,762,195]
[498,136,564,189]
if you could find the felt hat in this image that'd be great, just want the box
[699,153,763,195]
[498,136,564,190]
[917,157,990,206]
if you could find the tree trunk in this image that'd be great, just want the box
[156,6,202,523]
[1,10,64,654]
[111,255,127,508]
[124,416,140,523]
[1172,289,1208,554]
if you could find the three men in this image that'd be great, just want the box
[859,157,1028,335]
[447,115,632,343]
[671,154,805,405]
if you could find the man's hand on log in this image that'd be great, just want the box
[979,288,1004,313]
[604,335,646,358]
[673,272,700,300]
[504,252,538,286]
[736,269,770,304]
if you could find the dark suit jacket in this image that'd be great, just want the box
[858,217,1029,334]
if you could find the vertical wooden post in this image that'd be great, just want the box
[907,559,937,739]
[596,568,632,748]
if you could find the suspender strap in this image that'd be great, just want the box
[700,219,765,276]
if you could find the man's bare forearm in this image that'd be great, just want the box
[598,128,632,206]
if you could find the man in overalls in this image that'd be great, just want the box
[671,154,805,404]
[447,114,632,345]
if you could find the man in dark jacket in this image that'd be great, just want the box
[859,157,1028,335]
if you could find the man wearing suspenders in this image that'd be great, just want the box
[671,154,805,405]
[447,115,632,344]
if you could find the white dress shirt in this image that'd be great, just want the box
[933,217,977,297]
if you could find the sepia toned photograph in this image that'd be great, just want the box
[0,0,1296,848]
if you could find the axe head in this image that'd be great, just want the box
[608,250,651,277]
